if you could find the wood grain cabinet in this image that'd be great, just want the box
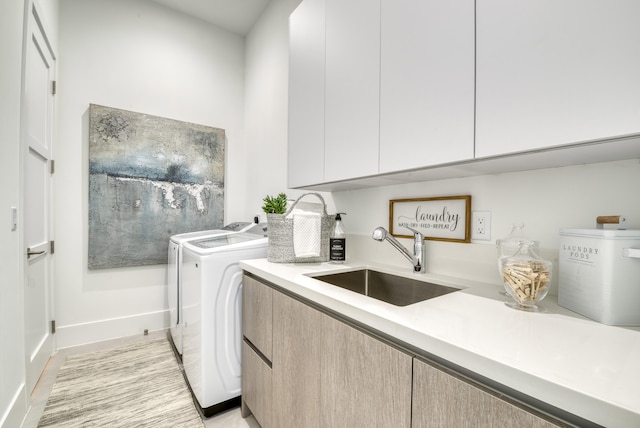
[412,357,561,428]
[242,274,412,428]
[242,275,272,361]
[272,290,322,428]
[320,315,412,428]
[243,274,566,427]
[241,341,272,428]
[241,275,273,428]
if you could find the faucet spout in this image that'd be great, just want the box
[372,227,426,273]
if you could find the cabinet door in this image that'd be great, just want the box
[379,0,474,173]
[412,358,560,427]
[272,291,322,428]
[242,274,272,361]
[241,341,272,428]
[324,0,380,182]
[476,0,640,158]
[288,0,326,188]
[320,315,412,427]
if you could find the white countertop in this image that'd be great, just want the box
[240,258,640,428]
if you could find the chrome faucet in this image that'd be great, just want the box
[372,226,426,273]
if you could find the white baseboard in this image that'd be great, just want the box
[55,310,170,350]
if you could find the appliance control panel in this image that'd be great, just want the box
[222,222,251,231]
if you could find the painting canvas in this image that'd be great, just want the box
[88,104,225,269]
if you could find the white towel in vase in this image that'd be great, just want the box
[293,211,322,258]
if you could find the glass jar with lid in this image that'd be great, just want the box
[496,224,538,295]
[499,241,552,312]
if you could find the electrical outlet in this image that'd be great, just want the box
[471,210,491,241]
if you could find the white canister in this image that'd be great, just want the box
[559,217,640,326]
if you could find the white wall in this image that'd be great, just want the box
[55,0,245,347]
[0,0,27,424]
[334,159,640,290]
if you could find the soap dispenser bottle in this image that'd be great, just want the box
[330,213,347,263]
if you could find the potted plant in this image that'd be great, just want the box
[261,193,288,215]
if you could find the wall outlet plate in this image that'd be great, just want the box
[471,210,491,241]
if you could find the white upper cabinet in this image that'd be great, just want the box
[288,0,640,190]
[324,0,381,182]
[476,0,640,158]
[287,0,326,188]
[379,0,475,173]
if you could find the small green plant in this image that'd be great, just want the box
[262,193,288,214]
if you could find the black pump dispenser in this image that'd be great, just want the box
[330,213,347,263]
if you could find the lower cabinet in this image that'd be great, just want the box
[242,273,566,428]
[241,275,273,428]
[320,315,412,427]
[242,275,272,362]
[272,291,322,428]
[241,341,272,428]
[242,274,411,428]
[412,357,560,428]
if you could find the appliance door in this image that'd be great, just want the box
[215,261,244,393]
[200,245,267,407]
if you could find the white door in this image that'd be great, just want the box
[22,1,56,394]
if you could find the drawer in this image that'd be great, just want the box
[242,340,272,428]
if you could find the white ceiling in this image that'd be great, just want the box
[150,0,272,35]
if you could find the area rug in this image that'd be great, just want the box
[38,338,204,427]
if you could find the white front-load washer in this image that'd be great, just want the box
[181,230,267,416]
[167,222,255,356]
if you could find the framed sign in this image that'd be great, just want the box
[389,195,471,243]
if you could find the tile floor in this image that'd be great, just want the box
[22,330,259,428]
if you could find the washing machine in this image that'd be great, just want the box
[181,228,267,416]
[167,221,256,356]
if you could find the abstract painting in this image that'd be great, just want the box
[88,104,225,269]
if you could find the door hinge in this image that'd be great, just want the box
[50,240,55,255]
[52,80,57,95]
[51,320,56,334]
[50,159,55,174]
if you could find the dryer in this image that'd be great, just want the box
[167,222,254,356]
[181,228,267,416]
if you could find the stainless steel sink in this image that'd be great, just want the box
[312,269,460,306]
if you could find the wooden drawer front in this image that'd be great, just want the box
[242,274,272,361]
[242,341,272,428]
